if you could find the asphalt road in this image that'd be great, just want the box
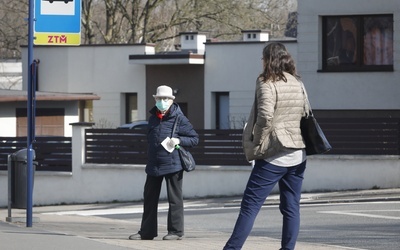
[102,200,400,250]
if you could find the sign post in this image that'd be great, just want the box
[26,0,35,228]
[34,0,81,46]
[25,0,81,227]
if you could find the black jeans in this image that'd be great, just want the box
[139,171,184,238]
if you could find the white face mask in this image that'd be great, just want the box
[155,98,173,111]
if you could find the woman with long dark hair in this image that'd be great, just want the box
[224,42,308,250]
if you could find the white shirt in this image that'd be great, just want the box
[264,148,306,167]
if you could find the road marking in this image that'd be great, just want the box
[318,210,400,220]
[43,204,207,216]
[43,201,400,217]
[44,207,146,216]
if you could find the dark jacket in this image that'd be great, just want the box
[146,103,199,176]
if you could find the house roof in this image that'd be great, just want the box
[129,52,205,65]
[0,89,100,102]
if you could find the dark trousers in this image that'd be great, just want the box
[139,171,184,238]
[224,160,306,250]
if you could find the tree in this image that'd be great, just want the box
[0,0,297,59]
[83,0,296,50]
[81,0,97,44]
[0,1,29,59]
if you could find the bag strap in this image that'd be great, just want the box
[171,115,181,138]
[300,81,312,116]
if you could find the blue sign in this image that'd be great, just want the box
[34,0,81,45]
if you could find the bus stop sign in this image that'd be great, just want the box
[34,0,81,46]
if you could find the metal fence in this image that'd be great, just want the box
[85,129,248,166]
[321,117,400,155]
[1,117,399,172]
[0,136,72,172]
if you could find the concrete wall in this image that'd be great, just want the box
[21,45,153,128]
[0,103,18,137]
[204,41,297,129]
[0,124,399,207]
[0,101,78,137]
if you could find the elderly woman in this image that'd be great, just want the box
[129,85,198,241]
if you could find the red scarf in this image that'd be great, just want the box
[156,110,165,120]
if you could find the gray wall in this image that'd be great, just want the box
[297,0,400,110]
[0,101,79,137]
[22,45,152,128]
[204,41,297,129]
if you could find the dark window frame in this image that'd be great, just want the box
[125,93,137,123]
[321,14,393,72]
[215,92,229,130]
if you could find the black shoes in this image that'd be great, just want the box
[128,233,154,240]
[162,234,183,240]
[128,232,183,240]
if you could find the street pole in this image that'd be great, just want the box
[26,0,35,227]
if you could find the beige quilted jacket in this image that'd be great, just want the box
[243,72,308,161]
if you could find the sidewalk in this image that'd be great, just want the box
[1,188,399,250]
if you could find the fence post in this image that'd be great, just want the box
[70,122,94,172]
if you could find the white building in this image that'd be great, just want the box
[0,0,399,206]
[1,0,399,136]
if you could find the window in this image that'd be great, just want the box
[79,100,93,122]
[125,93,138,123]
[215,92,229,129]
[322,14,393,72]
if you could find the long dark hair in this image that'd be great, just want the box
[259,42,300,82]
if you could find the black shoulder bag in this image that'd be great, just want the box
[172,116,196,172]
[300,82,332,155]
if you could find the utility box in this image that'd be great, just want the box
[8,148,36,209]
